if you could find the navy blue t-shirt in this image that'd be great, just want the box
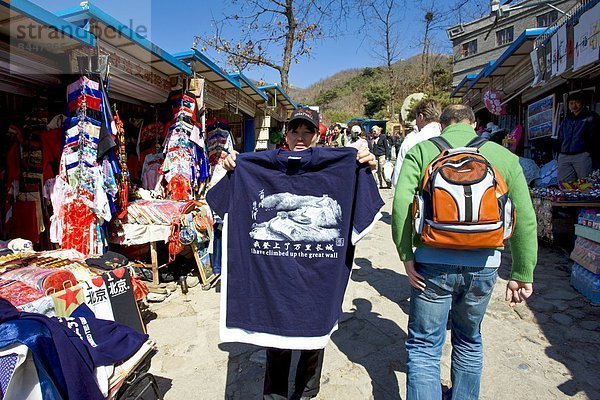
[207,147,383,337]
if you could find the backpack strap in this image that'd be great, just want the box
[429,136,453,152]
[466,136,488,149]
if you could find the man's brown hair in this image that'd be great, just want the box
[414,99,441,124]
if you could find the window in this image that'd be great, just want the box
[496,26,514,46]
[537,10,558,27]
[461,40,477,57]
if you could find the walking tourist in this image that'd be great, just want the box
[391,99,442,186]
[392,104,537,400]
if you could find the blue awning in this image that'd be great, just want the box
[259,84,296,110]
[229,72,268,102]
[465,61,495,91]
[0,0,96,51]
[465,28,546,92]
[56,1,190,76]
[450,74,478,98]
[174,49,239,90]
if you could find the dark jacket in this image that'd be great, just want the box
[370,134,391,158]
[557,109,599,154]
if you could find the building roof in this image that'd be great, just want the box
[174,50,239,90]
[464,28,546,92]
[228,72,268,102]
[259,84,296,110]
[56,1,190,76]
[465,61,496,91]
[0,0,96,50]
[450,74,478,98]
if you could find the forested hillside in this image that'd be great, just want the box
[288,53,454,124]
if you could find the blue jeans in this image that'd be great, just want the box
[406,263,498,400]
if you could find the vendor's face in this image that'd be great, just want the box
[333,126,341,134]
[569,99,583,115]
[286,123,319,151]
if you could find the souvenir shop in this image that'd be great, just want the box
[453,0,600,305]
[0,1,169,399]
[256,84,297,150]
[524,0,600,258]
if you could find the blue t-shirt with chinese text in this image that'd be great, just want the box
[207,147,383,338]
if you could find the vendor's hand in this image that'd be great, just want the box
[404,260,426,291]
[357,149,377,170]
[223,150,239,171]
[505,280,533,306]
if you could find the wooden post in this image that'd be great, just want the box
[150,241,159,285]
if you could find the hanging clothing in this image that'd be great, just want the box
[141,153,164,190]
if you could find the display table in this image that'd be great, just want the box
[551,201,600,208]
[111,199,218,288]
[111,223,171,285]
[531,198,600,248]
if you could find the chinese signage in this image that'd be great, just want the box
[574,2,600,71]
[100,48,171,90]
[205,80,226,109]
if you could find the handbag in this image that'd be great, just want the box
[168,219,183,262]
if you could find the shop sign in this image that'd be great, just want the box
[223,88,256,115]
[551,25,568,77]
[266,106,282,121]
[101,47,171,91]
[277,103,287,120]
[205,80,226,109]
[527,94,554,140]
[225,88,237,105]
[574,2,600,71]
[239,91,257,116]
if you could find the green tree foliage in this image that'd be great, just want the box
[315,87,340,106]
[323,110,355,124]
[364,85,390,117]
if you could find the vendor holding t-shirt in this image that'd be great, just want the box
[218,109,378,400]
[555,92,600,182]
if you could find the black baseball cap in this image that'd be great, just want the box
[288,107,320,130]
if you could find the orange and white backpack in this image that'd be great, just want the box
[412,136,515,249]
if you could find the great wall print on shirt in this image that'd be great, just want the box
[249,191,344,259]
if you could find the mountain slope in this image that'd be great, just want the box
[288,53,453,123]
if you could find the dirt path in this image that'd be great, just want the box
[147,188,600,399]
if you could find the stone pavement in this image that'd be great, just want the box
[147,188,600,400]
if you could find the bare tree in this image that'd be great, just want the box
[449,0,490,24]
[195,0,344,91]
[417,0,452,91]
[356,0,403,119]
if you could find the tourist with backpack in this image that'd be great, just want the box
[392,105,537,400]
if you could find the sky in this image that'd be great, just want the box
[30,0,470,89]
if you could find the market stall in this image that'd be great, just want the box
[0,244,162,399]
[530,172,600,245]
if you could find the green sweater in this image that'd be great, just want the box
[391,123,537,282]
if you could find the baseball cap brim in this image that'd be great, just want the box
[289,114,319,130]
[288,108,320,130]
